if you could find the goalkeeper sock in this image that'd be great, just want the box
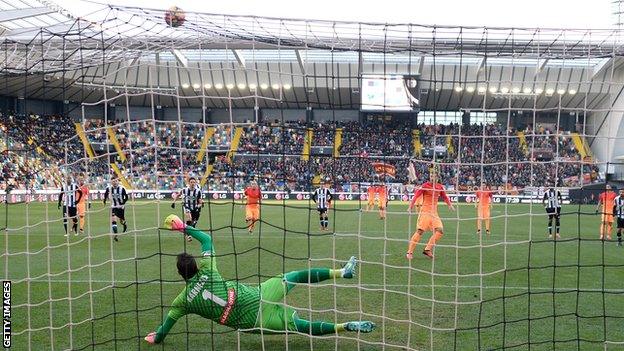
[122,220,127,233]
[112,221,118,234]
[284,268,333,290]
[293,317,337,335]
[548,226,552,235]
[63,223,68,234]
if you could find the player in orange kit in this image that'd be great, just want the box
[377,181,388,220]
[475,185,493,236]
[366,184,377,211]
[406,169,454,259]
[244,180,262,234]
[596,184,617,240]
[76,175,90,235]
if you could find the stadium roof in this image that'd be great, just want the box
[0,2,623,111]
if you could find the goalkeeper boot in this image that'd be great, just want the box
[345,321,376,333]
[342,256,357,279]
[422,250,434,259]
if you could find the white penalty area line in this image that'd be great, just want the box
[7,279,623,293]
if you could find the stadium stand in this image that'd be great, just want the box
[0,113,601,192]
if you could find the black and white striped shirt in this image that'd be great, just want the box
[614,195,624,219]
[181,186,202,211]
[104,185,128,209]
[312,188,332,209]
[543,188,562,209]
[59,183,79,207]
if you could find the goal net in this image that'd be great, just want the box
[2,4,624,350]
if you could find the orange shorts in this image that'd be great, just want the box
[602,213,614,223]
[477,206,490,219]
[246,205,260,221]
[417,213,443,232]
[77,203,86,216]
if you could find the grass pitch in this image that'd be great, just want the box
[3,200,623,350]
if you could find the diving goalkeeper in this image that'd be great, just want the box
[144,214,375,344]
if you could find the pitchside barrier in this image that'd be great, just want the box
[0,189,574,205]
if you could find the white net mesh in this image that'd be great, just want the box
[1,4,624,351]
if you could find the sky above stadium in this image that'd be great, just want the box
[57,0,614,29]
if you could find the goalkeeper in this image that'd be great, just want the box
[145,214,375,344]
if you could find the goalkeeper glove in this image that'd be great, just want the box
[144,332,156,344]
[171,203,175,209]
[164,214,185,231]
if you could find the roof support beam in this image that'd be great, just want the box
[418,55,425,75]
[537,58,549,73]
[357,51,364,77]
[0,7,55,23]
[126,55,140,67]
[295,49,306,75]
[171,49,188,68]
[591,57,615,80]
[476,57,486,72]
[232,49,245,68]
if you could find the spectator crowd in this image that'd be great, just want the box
[0,113,601,193]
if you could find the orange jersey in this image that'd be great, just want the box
[377,185,387,199]
[367,186,376,198]
[244,186,261,206]
[77,185,89,204]
[409,182,451,215]
[475,190,493,207]
[599,191,617,214]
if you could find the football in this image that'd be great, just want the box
[164,6,186,28]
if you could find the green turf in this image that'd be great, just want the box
[2,200,623,350]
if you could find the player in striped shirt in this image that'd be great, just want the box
[103,178,128,242]
[542,187,562,239]
[171,177,203,242]
[144,214,375,344]
[312,180,333,231]
[171,177,203,228]
[613,188,624,246]
[58,176,83,236]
